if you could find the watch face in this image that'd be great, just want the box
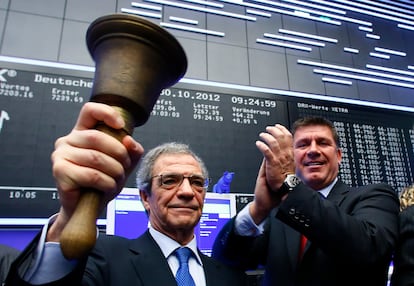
[286,174,301,187]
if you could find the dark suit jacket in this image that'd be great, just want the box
[391,205,414,286]
[5,230,247,286]
[213,180,399,286]
[0,244,19,284]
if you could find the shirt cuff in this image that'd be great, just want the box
[234,202,265,236]
[24,214,78,284]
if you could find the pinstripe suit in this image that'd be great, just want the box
[213,180,399,286]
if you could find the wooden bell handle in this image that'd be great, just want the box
[59,107,133,260]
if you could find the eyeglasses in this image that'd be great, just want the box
[151,173,209,192]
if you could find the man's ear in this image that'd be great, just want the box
[139,189,150,212]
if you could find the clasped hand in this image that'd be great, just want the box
[48,102,144,241]
[249,124,295,223]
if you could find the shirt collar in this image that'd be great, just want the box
[149,226,203,265]
[318,177,338,198]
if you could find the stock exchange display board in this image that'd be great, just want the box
[0,61,288,220]
[0,60,413,221]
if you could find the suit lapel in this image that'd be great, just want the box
[326,180,349,205]
[202,255,218,286]
[202,253,228,286]
[128,231,177,286]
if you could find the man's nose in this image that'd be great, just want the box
[177,178,195,195]
[307,141,320,154]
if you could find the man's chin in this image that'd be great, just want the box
[303,174,324,186]
[303,172,322,180]
[170,219,199,230]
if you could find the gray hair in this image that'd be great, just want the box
[136,142,209,194]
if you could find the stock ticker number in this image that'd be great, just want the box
[51,88,84,103]
[9,190,37,200]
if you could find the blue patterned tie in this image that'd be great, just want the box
[175,247,196,286]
